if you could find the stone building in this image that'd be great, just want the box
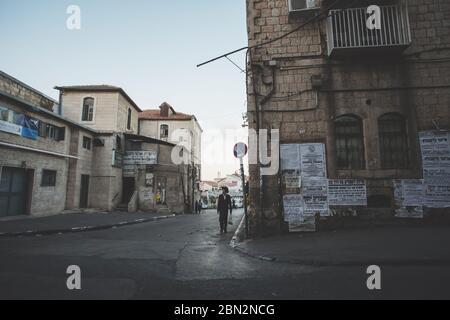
[1,72,199,217]
[246,0,450,236]
[139,102,203,212]
[0,71,96,217]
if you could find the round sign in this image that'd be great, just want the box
[234,142,248,159]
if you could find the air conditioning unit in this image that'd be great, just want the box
[288,0,319,13]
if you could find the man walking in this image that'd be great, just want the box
[217,187,232,234]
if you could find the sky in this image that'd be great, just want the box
[0,0,249,180]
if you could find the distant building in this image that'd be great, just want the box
[139,102,203,212]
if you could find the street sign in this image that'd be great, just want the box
[233,142,248,159]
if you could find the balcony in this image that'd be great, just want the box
[326,4,411,57]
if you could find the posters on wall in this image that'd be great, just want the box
[302,177,329,216]
[419,131,450,179]
[328,179,367,206]
[299,144,326,178]
[281,143,328,231]
[419,131,450,209]
[393,179,424,218]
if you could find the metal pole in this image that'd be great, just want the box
[240,157,249,238]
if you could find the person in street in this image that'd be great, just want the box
[197,200,202,214]
[217,186,232,234]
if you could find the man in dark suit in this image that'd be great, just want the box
[217,187,232,233]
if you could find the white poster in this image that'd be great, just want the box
[281,144,301,171]
[299,143,326,178]
[393,179,424,207]
[302,177,329,216]
[0,120,22,136]
[328,179,367,206]
[283,194,304,224]
[419,131,450,179]
[424,177,450,208]
[124,151,158,165]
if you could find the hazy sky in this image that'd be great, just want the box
[0,0,248,180]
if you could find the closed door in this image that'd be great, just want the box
[79,175,90,208]
[0,167,28,217]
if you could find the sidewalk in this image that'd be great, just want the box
[234,225,450,266]
[0,211,175,238]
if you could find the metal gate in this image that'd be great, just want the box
[0,167,28,217]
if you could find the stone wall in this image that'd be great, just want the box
[246,0,450,236]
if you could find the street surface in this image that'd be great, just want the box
[0,209,449,299]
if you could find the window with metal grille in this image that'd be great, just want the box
[378,113,409,169]
[335,115,365,170]
[82,97,94,122]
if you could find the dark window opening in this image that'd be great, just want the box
[82,98,94,122]
[41,170,57,187]
[335,115,365,170]
[82,136,92,150]
[379,113,409,169]
[160,124,169,140]
[127,108,132,130]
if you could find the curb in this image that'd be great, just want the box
[231,243,450,267]
[0,214,176,239]
[229,215,246,248]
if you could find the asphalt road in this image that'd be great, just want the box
[0,209,449,300]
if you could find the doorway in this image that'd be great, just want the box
[79,175,90,208]
[122,177,135,204]
[0,167,30,217]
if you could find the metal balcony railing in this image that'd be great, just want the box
[326,4,411,56]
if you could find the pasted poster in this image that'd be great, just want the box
[393,179,424,207]
[424,177,450,208]
[328,179,367,206]
[280,144,301,171]
[393,180,424,218]
[419,131,450,179]
[419,131,450,208]
[283,194,304,223]
[282,172,301,195]
[302,177,329,216]
[299,143,326,178]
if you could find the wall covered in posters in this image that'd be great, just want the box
[419,131,450,209]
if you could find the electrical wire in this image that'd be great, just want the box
[197,0,359,68]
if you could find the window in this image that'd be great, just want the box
[41,170,57,187]
[335,115,365,170]
[38,122,65,141]
[378,113,409,169]
[160,124,169,140]
[127,108,132,130]
[82,97,94,122]
[82,136,92,150]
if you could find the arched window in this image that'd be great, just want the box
[378,113,409,169]
[82,97,94,122]
[335,115,365,170]
[160,124,169,140]
[127,108,132,130]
